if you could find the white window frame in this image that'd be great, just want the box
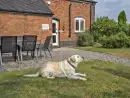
[74,17,85,33]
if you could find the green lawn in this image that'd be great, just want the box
[0,60,130,98]
[75,47,130,59]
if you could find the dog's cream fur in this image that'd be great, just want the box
[24,55,86,81]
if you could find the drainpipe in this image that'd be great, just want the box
[68,2,72,38]
[90,3,92,32]
[90,2,96,32]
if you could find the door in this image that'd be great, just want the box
[52,20,59,46]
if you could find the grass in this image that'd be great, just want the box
[74,47,130,59]
[0,60,130,98]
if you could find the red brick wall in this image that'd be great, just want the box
[47,0,91,41]
[0,13,52,41]
[0,0,92,44]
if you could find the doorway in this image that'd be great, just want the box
[52,19,59,46]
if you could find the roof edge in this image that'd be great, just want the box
[71,0,97,4]
[0,10,54,16]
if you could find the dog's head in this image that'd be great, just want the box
[68,55,84,68]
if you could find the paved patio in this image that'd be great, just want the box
[0,47,130,72]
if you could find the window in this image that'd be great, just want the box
[75,17,85,32]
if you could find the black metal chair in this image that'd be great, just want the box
[18,35,37,61]
[38,36,53,58]
[0,36,20,65]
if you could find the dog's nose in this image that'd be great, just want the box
[82,57,84,60]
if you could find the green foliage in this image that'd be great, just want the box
[91,16,130,48]
[100,32,129,48]
[92,42,102,48]
[118,10,127,25]
[77,30,93,46]
[118,24,130,36]
[91,17,118,42]
[126,37,130,47]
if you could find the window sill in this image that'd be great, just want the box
[75,31,84,33]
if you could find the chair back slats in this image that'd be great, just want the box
[22,35,37,51]
[43,36,53,50]
[1,36,17,53]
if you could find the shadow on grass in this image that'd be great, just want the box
[92,67,130,80]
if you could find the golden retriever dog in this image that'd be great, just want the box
[24,55,86,81]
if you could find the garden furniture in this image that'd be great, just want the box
[0,36,20,65]
[18,35,38,61]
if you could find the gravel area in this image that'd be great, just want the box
[53,48,130,65]
[1,47,130,72]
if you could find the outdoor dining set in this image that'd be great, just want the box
[0,35,53,66]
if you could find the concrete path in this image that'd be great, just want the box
[0,66,5,72]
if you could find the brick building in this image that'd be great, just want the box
[0,0,97,47]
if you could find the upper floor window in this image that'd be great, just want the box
[75,17,85,32]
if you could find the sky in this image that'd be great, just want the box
[95,0,130,22]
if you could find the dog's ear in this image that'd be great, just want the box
[70,55,76,63]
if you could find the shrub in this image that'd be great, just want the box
[100,32,129,48]
[92,42,102,48]
[77,30,93,46]
[91,17,130,42]
[100,36,113,48]
[119,24,130,36]
[126,37,130,47]
[91,17,119,42]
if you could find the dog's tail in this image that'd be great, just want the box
[23,72,40,77]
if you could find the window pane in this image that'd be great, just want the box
[80,20,84,31]
[53,35,56,43]
[76,20,79,31]
[52,23,56,33]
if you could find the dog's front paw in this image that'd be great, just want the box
[47,76,55,79]
[82,74,87,77]
[80,77,87,81]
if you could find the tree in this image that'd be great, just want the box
[118,10,127,25]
